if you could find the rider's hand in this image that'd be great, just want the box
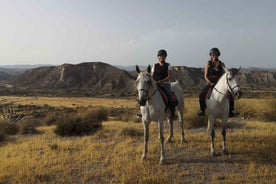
[156,80,162,86]
[209,82,215,86]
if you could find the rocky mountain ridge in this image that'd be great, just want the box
[0,62,275,97]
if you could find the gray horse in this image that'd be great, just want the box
[136,65,185,164]
[206,67,242,156]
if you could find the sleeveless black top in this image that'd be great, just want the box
[153,63,169,81]
[207,60,224,83]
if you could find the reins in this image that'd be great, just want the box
[213,73,239,97]
[138,85,159,101]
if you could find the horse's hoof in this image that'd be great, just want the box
[181,138,187,144]
[141,155,146,161]
[211,151,216,157]
[159,159,165,165]
[166,138,173,143]
[222,149,228,155]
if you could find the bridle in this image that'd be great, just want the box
[213,73,240,97]
[137,75,159,102]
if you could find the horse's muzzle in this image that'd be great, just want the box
[234,90,242,99]
[137,97,146,106]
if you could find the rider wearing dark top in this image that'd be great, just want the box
[151,49,177,120]
[198,48,237,117]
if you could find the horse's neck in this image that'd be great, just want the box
[148,83,163,104]
[212,75,228,101]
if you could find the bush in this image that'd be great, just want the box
[120,127,143,137]
[0,120,19,135]
[19,121,39,135]
[259,100,276,122]
[0,131,7,143]
[54,109,107,136]
[185,113,207,129]
[43,113,59,126]
[236,99,276,121]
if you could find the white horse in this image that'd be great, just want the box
[136,65,185,164]
[206,67,242,156]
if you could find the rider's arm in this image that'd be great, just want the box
[204,63,214,85]
[160,70,171,83]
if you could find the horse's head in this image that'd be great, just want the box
[224,66,242,99]
[136,65,153,106]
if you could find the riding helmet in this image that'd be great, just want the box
[209,48,221,56]
[157,49,167,57]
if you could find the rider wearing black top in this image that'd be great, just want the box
[151,49,177,120]
[198,48,237,117]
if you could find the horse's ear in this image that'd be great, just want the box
[136,65,140,73]
[223,66,229,73]
[238,66,241,72]
[147,65,151,74]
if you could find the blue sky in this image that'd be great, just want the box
[0,0,275,68]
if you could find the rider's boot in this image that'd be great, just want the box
[169,104,177,120]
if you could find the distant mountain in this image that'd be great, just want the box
[114,65,150,71]
[0,64,53,82]
[0,64,53,69]
[0,62,275,97]
[12,62,136,96]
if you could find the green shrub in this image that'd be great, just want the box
[54,109,107,136]
[82,109,108,122]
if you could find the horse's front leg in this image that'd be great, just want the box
[141,120,149,161]
[221,128,228,155]
[210,129,215,157]
[208,117,216,157]
[221,117,228,155]
[166,118,174,143]
[158,120,165,164]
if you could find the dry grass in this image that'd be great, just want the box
[0,96,137,109]
[0,119,275,183]
[0,97,275,183]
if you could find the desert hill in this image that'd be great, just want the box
[0,62,275,97]
[11,62,136,96]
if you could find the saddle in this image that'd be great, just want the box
[158,87,178,107]
[205,86,214,100]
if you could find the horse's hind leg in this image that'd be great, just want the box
[166,119,174,143]
[141,121,149,161]
[179,111,185,143]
